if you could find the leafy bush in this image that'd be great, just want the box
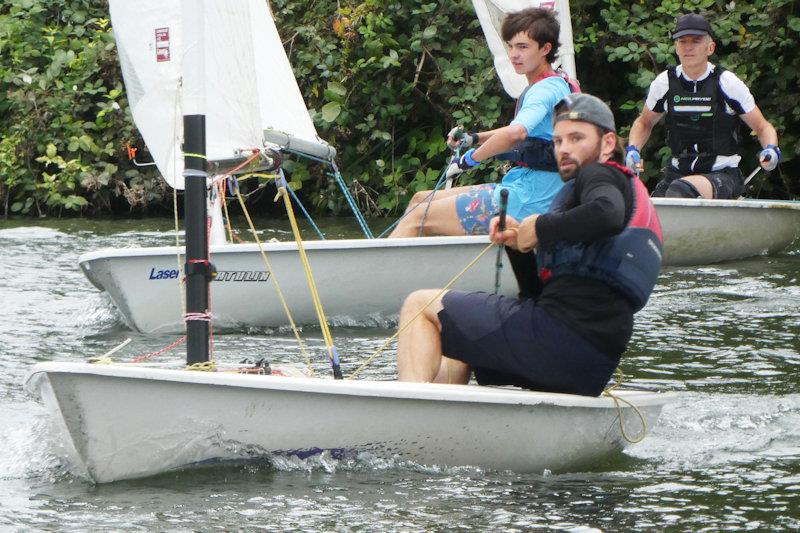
[0,0,161,216]
[0,0,796,217]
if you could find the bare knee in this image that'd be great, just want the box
[666,175,713,199]
[409,190,432,205]
[401,289,446,324]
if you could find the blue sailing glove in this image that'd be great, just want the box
[758,144,781,171]
[625,145,641,173]
[445,148,480,179]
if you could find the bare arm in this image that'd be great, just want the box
[471,124,528,162]
[739,106,778,148]
[627,106,663,150]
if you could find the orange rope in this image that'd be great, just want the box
[132,336,187,363]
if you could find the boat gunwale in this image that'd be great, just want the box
[26,362,675,409]
[77,235,496,262]
[651,197,800,209]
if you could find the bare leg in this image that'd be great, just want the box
[431,356,471,384]
[679,175,714,199]
[389,188,472,238]
[397,289,469,384]
[403,185,474,213]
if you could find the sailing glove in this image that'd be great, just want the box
[445,148,480,179]
[447,127,479,149]
[624,145,641,173]
[758,144,781,171]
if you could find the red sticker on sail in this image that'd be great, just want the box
[155,27,170,62]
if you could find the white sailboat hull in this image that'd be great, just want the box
[80,235,517,333]
[26,362,671,483]
[79,199,800,333]
[653,198,800,266]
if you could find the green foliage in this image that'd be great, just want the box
[0,0,161,216]
[1,0,797,217]
[271,0,507,214]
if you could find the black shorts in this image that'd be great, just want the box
[438,291,619,397]
[652,166,744,199]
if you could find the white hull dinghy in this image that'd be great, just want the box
[25,362,672,483]
[79,197,800,333]
[652,198,800,266]
[79,236,517,333]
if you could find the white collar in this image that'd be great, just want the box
[676,63,715,82]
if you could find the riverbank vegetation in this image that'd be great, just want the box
[1,0,797,217]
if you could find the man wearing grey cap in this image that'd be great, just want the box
[396,93,663,397]
[627,13,780,199]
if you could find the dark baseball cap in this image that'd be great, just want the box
[553,93,616,133]
[672,14,713,40]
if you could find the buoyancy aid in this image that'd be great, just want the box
[496,69,580,172]
[537,161,664,311]
[664,65,740,174]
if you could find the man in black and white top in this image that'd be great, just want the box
[626,13,780,199]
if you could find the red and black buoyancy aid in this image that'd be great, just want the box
[537,161,664,311]
[664,65,741,174]
[496,69,580,172]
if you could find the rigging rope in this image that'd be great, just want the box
[231,179,316,375]
[274,169,342,379]
[348,240,497,379]
[602,368,648,444]
[219,179,235,243]
[376,156,454,238]
[330,159,374,238]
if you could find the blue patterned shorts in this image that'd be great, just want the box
[454,184,498,235]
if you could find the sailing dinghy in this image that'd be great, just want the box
[26,0,672,483]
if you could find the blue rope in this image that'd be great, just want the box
[273,169,325,240]
[376,156,455,238]
[270,147,373,239]
[330,160,374,239]
[286,185,326,240]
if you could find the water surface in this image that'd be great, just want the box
[1,218,798,530]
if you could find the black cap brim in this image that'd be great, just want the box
[672,29,711,39]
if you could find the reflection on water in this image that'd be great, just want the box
[0,219,798,530]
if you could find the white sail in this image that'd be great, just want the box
[108,0,327,189]
[471,0,576,98]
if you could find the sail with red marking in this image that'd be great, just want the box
[109,0,331,189]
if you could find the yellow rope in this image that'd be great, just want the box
[275,183,337,365]
[233,188,315,374]
[602,368,648,443]
[348,240,497,379]
[186,361,217,371]
[172,82,186,316]
[219,180,235,243]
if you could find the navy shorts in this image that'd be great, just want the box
[652,166,744,199]
[438,291,619,396]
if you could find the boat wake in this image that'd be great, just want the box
[0,403,73,483]
[73,293,125,336]
[0,227,70,241]
[627,392,800,468]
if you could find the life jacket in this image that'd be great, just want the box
[496,69,580,172]
[664,65,740,174]
[537,161,664,311]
